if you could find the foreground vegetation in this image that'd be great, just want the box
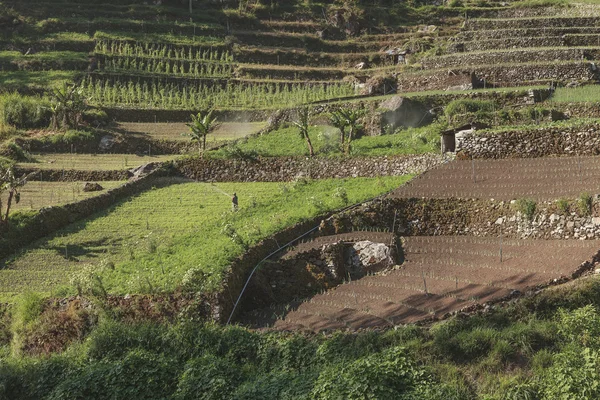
[1,176,410,300]
[3,275,600,399]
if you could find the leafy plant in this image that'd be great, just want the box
[292,107,314,157]
[514,198,537,221]
[50,83,87,130]
[185,110,219,153]
[578,192,593,217]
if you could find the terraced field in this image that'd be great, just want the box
[245,236,600,332]
[392,156,600,200]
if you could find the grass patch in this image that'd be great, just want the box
[209,123,442,158]
[0,71,79,92]
[0,175,411,300]
[551,85,600,103]
[117,122,266,142]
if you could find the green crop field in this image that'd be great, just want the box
[19,153,177,171]
[0,175,411,301]
[551,85,600,102]
[1,181,124,213]
[117,121,266,142]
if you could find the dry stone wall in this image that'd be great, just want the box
[175,154,444,182]
[457,27,600,41]
[464,16,600,31]
[459,122,600,159]
[398,62,595,92]
[421,48,598,70]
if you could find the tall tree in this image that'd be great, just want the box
[293,107,314,157]
[186,110,218,154]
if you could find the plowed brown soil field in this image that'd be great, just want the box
[242,236,600,332]
[391,156,600,200]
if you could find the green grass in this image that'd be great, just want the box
[1,181,124,214]
[551,85,600,102]
[18,153,177,171]
[208,124,442,158]
[0,51,88,63]
[0,175,411,300]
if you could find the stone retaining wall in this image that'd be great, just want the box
[457,27,600,41]
[398,62,594,92]
[175,154,444,182]
[450,34,600,53]
[459,122,600,159]
[422,48,597,70]
[464,16,600,31]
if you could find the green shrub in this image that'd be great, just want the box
[514,198,537,221]
[542,346,600,400]
[556,198,570,215]
[311,347,430,399]
[444,99,496,122]
[173,355,243,400]
[577,192,593,216]
[557,305,600,348]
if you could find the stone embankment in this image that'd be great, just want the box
[460,122,600,159]
[175,154,444,182]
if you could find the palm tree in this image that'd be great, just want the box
[0,167,33,225]
[329,110,348,151]
[186,110,218,154]
[292,107,314,157]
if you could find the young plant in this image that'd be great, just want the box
[50,83,87,130]
[514,198,537,221]
[339,108,366,155]
[578,192,593,216]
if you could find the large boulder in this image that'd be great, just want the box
[345,241,395,276]
[367,96,432,135]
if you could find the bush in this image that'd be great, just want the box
[173,355,243,400]
[444,99,496,122]
[311,347,431,399]
[514,198,537,221]
[542,346,600,400]
[577,192,593,217]
[0,93,51,130]
[556,198,570,215]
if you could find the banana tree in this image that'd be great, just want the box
[0,168,34,226]
[329,110,348,151]
[292,107,314,157]
[50,83,87,130]
[186,110,218,154]
[339,109,365,155]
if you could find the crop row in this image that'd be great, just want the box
[98,56,235,78]
[80,76,356,109]
[94,39,233,62]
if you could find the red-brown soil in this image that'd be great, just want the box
[240,236,600,332]
[391,157,600,200]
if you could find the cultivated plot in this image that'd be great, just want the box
[1,181,124,213]
[18,153,177,171]
[0,176,410,300]
[392,156,600,200]
[254,236,600,332]
[116,121,267,142]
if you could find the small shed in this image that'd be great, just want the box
[441,123,488,153]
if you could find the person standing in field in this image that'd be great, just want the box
[232,192,238,211]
